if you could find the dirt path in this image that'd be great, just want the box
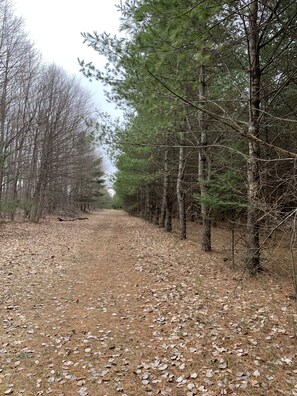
[1,210,297,395]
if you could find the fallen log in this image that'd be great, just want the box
[57,217,88,222]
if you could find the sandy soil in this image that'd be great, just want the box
[0,210,297,396]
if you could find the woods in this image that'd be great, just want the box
[1,2,297,394]
[0,0,105,222]
[81,0,297,274]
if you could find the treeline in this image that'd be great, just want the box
[0,0,106,222]
[81,0,297,274]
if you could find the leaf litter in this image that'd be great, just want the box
[0,210,297,395]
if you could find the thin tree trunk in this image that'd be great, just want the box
[30,157,49,223]
[159,148,169,228]
[0,57,9,204]
[154,206,160,225]
[198,64,211,251]
[177,130,186,239]
[148,185,155,222]
[144,192,149,220]
[30,116,52,223]
[165,198,173,232]
[246,0,262,274]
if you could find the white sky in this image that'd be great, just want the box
[13,0,121,113]
[13,0,121,178]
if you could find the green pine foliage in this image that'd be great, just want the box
[82,0,297,260]
[194,171,247,217]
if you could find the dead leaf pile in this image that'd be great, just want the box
[0,210,297,395]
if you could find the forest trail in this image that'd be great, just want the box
[1,210,297,396]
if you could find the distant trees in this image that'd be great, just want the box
[0,0,105,221]
[81,0,297,273]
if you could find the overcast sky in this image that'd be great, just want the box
[13,0,121,179]
[13,0,121,113]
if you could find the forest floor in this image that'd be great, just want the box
[0,210,297,396]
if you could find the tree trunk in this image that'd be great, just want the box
[29,115,52,223]
[198,64,211,251]
[246,0,262,274]
[165,199,173,232]
[177,131,186,239]
[0,56,9,205]
[159,148,169,228]
[154,206,160,225]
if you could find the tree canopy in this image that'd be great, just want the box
[81,0,297,273]
[0,0,107,221]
